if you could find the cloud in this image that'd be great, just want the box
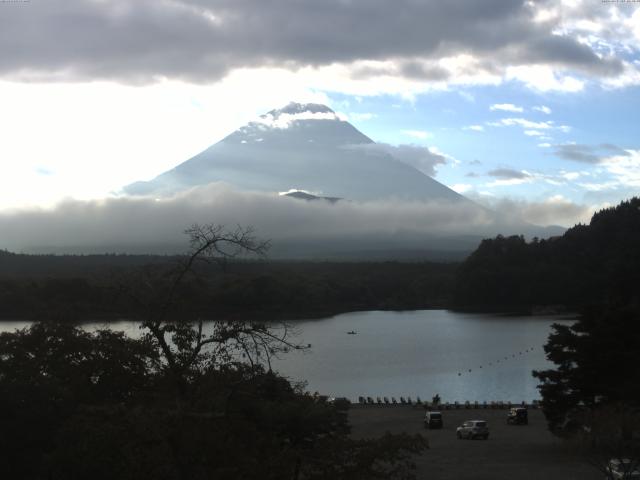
[553,143,629,164]
[464,125,484,132]
[485,168,536,187]
[344,143,446,177]
[485,195,595,227]
[490,103,523,112]
[554,144,602,163]
[487,168,532,180]
[533,105,552,114]
[600,149,640,187]
[486,116,572,137]
[483,165,598,190]
[255,109,345,129]
[469,189,599,227]
[0,183,502,254]
[505,65,585,92]
[450,183,473,194]
[487,117,554,129]
[0,0,632,91]
[0,183,597,258]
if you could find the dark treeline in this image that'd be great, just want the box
[0,253,456,321]
[453,197,640,312]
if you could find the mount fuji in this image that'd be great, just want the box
[113,103,564,259]
[124,102,468,204]
[0,105,564,259]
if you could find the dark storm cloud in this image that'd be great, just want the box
[553,143,629,164]
[487,168,531,180]
[503,35,624,76]
[0,0,623,82]
[351,61,451,81]
[398,61,451,81]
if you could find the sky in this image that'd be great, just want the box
[0,0,639,239]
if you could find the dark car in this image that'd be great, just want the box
[456,420,489,440]
[424,411,443,429]
[507,407,528,425]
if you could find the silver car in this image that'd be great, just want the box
[456,420,489,440]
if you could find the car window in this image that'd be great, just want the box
[474,421,487,427]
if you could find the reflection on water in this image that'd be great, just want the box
[0,310,573,402]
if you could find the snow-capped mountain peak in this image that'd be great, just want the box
[123,103,467,205]
[266,102,336,118]
[222,102,369,146]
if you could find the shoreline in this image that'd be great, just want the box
[0,304,579,323]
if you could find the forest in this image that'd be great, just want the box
[453,197,640,312]
[0,253,456,321]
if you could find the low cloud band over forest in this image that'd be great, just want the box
[0,183,592,255]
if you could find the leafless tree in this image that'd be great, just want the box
[120,224,306,400]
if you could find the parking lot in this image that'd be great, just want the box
[349,406,601,480]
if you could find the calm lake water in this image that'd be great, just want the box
[0,310,573,403]
[271,310,572,403]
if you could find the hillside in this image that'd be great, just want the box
[453,197,640,311]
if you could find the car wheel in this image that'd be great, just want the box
[484,435,489,440]
[457,431,462,439]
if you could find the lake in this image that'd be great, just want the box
[0,309,572,403]
[270,310,572,403]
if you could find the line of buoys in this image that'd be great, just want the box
[456,346,538,377]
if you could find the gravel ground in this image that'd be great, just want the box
[349,406,601,480]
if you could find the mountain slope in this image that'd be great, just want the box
[124,102,467,203]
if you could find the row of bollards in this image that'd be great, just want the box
[356,397,540,409]
[358,396,422,405]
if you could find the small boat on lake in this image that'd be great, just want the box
[347,330,357,335]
